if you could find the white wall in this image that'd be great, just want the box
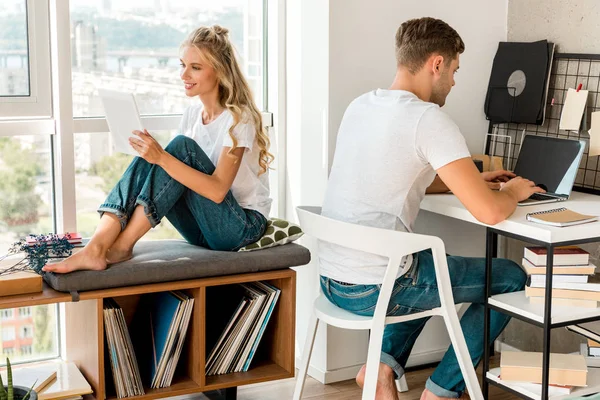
[328,0,508,161]
[508,0,600,53]
[287,0,508,383]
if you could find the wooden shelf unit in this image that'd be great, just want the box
[0,269,296,400]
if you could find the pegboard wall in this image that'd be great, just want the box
[485,53,600,195]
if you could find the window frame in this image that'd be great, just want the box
[0,0,52,118]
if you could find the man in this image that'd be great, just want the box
[319,17,544,400]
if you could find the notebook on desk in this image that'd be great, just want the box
[514,135,586,206]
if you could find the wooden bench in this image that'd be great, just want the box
[0,240,310,400]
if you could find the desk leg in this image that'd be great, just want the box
[483,228,496,399]
[541,246,554,400]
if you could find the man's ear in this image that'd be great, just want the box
[432,55,445,75]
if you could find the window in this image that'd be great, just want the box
[1,327,15,341]
[0,0,273,368]
[69,0,264,117]
[0,309,13,320]
[18,307,32,318]
[19,345,32,355]
[20,325,33,338]
[0,136,53,254]
[2,347,14,356]
[0,0,52,118]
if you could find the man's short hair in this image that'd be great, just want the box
[395,17,465,74]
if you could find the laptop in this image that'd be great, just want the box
[514,135,586,206]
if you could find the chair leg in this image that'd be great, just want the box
[362,323,386,400]
[442,310,484,400]
[292,312,320,400]
[396,374,409,392]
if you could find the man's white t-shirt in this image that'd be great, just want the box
[319,89,471,284]
[178,104,271,218]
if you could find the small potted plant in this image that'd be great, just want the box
[0,358,37,400]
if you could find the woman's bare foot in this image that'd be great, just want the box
[355,362,399,400]
[106,246,133,265]
[420,388,470,400]
[42,245,107,274]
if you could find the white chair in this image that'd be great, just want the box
[292,206,483,400]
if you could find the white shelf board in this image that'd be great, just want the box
[487,367,600,400]
[488,291,600,325]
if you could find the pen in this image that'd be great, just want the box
[577,83,583,92]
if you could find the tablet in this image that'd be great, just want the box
[98,88,144,157]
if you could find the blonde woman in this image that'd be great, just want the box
[44,25,273,274]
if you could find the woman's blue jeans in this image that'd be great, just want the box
[320,249,526,398]
[98,135,267,251]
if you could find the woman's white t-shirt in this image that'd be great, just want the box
[178,104,271,218]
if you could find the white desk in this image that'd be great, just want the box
[420,191,600,400]
[421,191,600,244]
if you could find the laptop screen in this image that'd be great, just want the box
[513,135,585,195]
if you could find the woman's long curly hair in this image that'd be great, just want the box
[182,25,273,175]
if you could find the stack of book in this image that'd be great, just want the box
[206,281,281,376]
[133,291,195,389]
[103,298,145,398]
[495,351,588,395]
[523,246,599,308]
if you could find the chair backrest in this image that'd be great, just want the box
[296,206,443,261]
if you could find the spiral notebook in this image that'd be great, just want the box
[526,207,598,227]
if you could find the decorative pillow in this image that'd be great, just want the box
[238,218,304,252]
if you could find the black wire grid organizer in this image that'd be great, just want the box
[484,52,600,196]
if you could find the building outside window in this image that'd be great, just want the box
[0,309,13,320]
[1,327,15,341]
[18,307,32,318]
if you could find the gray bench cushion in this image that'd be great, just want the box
[43,240,311,293]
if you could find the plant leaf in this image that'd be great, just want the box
[6,358,12,400]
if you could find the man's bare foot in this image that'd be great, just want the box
[106,246,133,265]
[420,388,470,400]
[42,246,107,274]
[355,362,399,400]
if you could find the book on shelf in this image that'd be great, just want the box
[566,323,600,345]
[488,367,574,396]
[131,290,194,389]
[524,246,590,266]
[103,298,145,398]
[580,343,600,368]
[526,286,600,301]
[500,351,588,386]
[205,281,281,376]
[26,233,82,246]
[528,274,589,287]
[525,207,598,227]
[522,257,596,275]
[35,361,93,400]
[0,364,57,393]
[528,296,599,308]
[527,281,600,292]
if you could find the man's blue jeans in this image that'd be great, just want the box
[98,135,267,251]
[320,250,526,398]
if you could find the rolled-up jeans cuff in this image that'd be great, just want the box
[97,203,129,231]
[136,195,161,228]
[380,351,404,379]
[426,377,461,398]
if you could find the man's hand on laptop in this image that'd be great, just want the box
[499,176,546,202]
[481,170,515,190]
